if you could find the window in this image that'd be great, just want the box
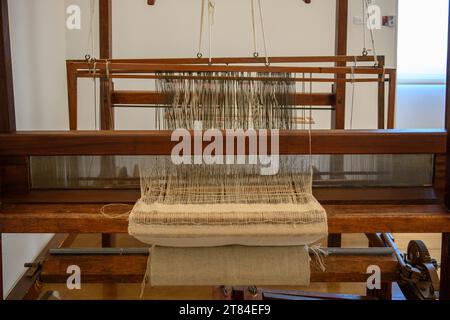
[397,0,448,84]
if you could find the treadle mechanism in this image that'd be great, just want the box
[220,235,442,301]
[401,240,440,300]
[41,241,440,301]
[380,234,440,300]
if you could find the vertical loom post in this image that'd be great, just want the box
[0,0,15,133]
[329,0,348,248]
[377,56,386,129]
[442,0,450,301]
[66,61,78,130]
[99,0,117,249]
[0,0,16,300]
[386,68,397,129]
[333,0,348,129]
[99,0,114,130]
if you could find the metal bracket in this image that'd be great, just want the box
[24,257,44,278]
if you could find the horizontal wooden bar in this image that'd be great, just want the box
[111,91,336,106]
[69,55,384,65]
[1,203,449,234]
[39,252,398,283]
[69,61,386,75]
[79,72,384,84]
[1,187,439,205]
[0,130,446,156]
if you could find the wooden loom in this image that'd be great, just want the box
[0,0,449,301]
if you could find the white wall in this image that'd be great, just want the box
[2,0,68,298]
[2,0,399,298]
[347,0,398,129]
[65,0,399,130]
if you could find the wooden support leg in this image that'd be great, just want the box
[102,234,116,248]
[440,233,450,300]
[328,234,342,248]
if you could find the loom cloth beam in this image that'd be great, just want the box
[1,203,450,234]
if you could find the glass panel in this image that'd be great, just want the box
[30,155,434,190]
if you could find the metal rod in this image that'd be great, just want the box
[49,247,394,256]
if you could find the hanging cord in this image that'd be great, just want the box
[251,0,259,57]
[363,0,379,66]
[86,0,96,60]
[100,203,131,219]
[361,0,368,56]
[197,0,205,58]
[208,0,216,64]
[257,0,270,66]
[85,0,98,130]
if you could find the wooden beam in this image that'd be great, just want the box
[442,3,450,301]
[99,0,115,248]
[1,203,450,234]
[333,0,348,129]
[0,130,445,156]
[0,0,16,301]
[111,91,336,107]
[99,0,114,131]
[0,187,440,206]
[99,0,112,60]
[377,57,386,129]
[0,0,15,133]
[70,55,383,65]
[39,253,398,284]
[330,0,349,248]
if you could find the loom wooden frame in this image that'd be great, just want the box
[66,56,396,131]
[0,0,449,301]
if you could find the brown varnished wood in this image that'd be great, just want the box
[0,0,16,300]
[330,0,349,248]
[111,91,336,107]
[99,0,116,248]
[442,4,450,300]
[333,0,348,130]
[0,130,446,156]
[39,253,398,284]
[1,203,449,234]
[377,57,386,129]
[434,155,446,202]
[66,61,78,130]
[0,0,15,133]
[69,61,386,75]
[70,55,384,65]
[386,68,397,129]
[0,157,29,194]
[0,187,440,206]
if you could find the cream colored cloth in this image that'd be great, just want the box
[129,198,328,247]
[149,245,311,286]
